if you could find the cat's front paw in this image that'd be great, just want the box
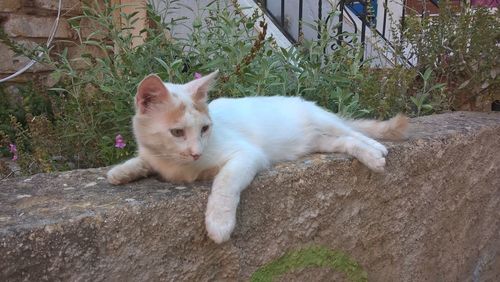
[205,193,238,244]
[107,166,130,185]
[205,212,235,244]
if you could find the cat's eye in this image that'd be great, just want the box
[201,125,210,134]
[170,128,184,137]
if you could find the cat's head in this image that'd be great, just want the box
[132,71,218,163]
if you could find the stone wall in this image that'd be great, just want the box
[0,112,499,281]
[0,0,150,86]
[0,0,85,84]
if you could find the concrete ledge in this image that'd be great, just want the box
[1,112,499,281]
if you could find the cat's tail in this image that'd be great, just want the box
[347,114,409,140]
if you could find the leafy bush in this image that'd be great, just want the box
[0,0,497,175]
[354,2,498,117]
[0,83,59,174]
[402,2,499,110]
[0,0,371,173]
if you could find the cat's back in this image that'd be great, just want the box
[209,95,299,107]
[208,96,318,160]
[208,96,311,119]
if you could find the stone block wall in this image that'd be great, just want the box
[0,0,93,85]
[1,112,499,281]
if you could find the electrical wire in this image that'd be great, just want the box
[0,0,62,83]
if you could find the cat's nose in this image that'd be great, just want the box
[191,154,201,160]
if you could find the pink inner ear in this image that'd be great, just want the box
[136,75,169,114]
[193,84,208,102]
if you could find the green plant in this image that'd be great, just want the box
[0,114,58,174]
[358,2,498,116]
[410,68,446,116]
[2,0,494,175]
[1,0,374,173]
[357,66,415,118]
[402,2,500,110]
[251,246,368,282]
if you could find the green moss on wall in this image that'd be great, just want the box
[251,246,367,282]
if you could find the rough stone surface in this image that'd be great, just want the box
[2,14,72,38]
[0,1,106,81]
[0,41,55,74]
[34,0,82,12]
[0,112,499,281]
[0,0,21,12]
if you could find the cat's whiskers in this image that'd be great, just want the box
[149,153,195,164]
[149,153,177,159]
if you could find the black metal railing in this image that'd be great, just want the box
[255,0,415,66]
[257,0,382,45]
[430,0,441,7]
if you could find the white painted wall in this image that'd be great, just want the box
[266,0,337,41]
[148,0,411,67]
[263,0,411,66]
[149,0,292,47]
[149,0,214,39]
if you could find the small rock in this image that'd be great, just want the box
[84,182,97,188]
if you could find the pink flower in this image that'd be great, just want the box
[114,134,126,149]
[9,143,18,161]
[194,72,202,79]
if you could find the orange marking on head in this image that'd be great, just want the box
[193,101,209,115]
[165,102,186,123]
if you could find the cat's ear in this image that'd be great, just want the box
[136,74,170,114]
[185,70,219,103]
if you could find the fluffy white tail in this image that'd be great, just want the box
[347,114,409,140]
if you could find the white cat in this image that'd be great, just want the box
[107,71,408,243]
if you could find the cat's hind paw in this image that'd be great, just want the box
[358,149,386,173]
[366,156,386,173]
[365,139,388,156]
[377,143,389,157]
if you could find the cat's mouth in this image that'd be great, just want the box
[179,153,202,162]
